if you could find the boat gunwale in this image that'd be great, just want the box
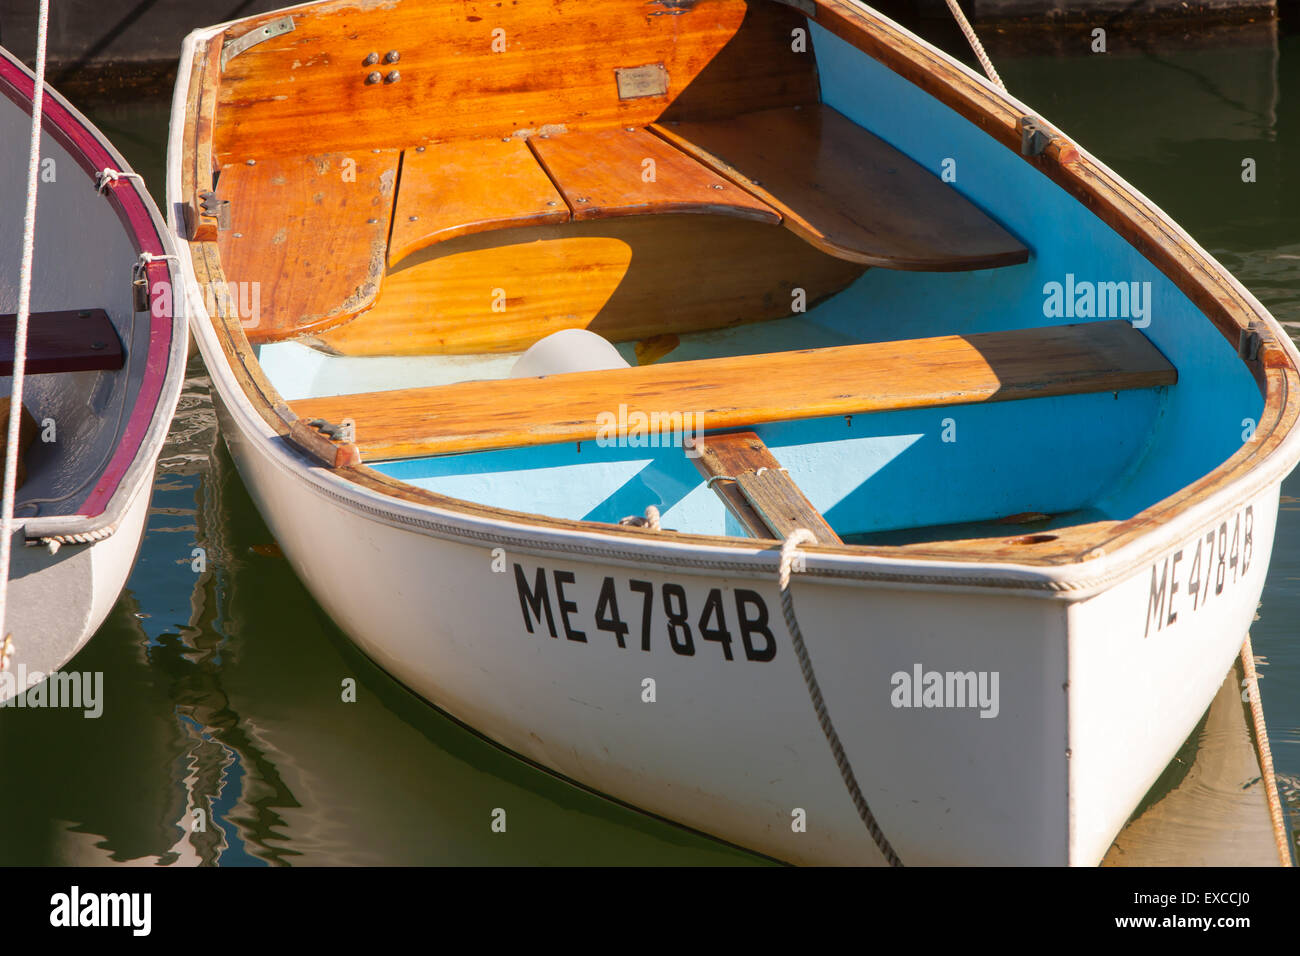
[0,44,189,539]
[167,1,1300,589]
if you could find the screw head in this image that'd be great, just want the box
[363,52,379,66]
[576,197,589,203]
[385,50,400,63]
[384,70,400,83]
[233,232,243,238]
[365,71,382,84]
[366,218,379,224]
[416,145,426,152]
[710,183,723,189]
[408,215,419,222]
[246,159,256,165]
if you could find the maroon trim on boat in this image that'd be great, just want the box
[0,49,176,521]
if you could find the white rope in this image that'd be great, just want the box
[618,504,662,530]
[33,523,119,555]
[778,529,903,866]
[0,0,52,652]
[942,0,1005,91]
[95,168,145,194]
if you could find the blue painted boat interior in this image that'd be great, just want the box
[257,23,1262,541]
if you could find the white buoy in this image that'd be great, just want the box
[510,328,629,378]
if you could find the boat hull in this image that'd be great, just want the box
[167,0,1300,865]
[203,371,1276,864]
[1,468,152,694]
[0,45,187,697]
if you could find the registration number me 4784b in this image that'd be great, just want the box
[1145,505,1254,638]
[512,564,778,662]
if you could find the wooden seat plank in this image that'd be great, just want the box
[651,105,1031,271]
[215,150,399,344]
[292,321,1175,462]
[690,431,842,544]
[528,128,780,224]
[388,139,570,265]
[0,309,123,375]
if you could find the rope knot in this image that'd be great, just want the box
[778,528,816,591]
[94,168,145,194]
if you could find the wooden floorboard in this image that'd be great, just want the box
[292,320,1175,461]
[528,127,779,224]
[388,139,569,265]
[216,150,398,344]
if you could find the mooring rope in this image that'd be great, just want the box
[942,0,1006,91]
[1240,634,1293,866]
[618,505,662,530]
[779,529,903,866]
[0,0,52,659]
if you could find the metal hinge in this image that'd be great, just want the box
[221,16,295,72]
[1238,327,1263,362]
[305,417,356,444]
[198,191,231,231]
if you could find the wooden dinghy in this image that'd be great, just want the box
[167,0,1300,865]
[0,46,188,699]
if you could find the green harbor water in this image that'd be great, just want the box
[0,22,1296,864]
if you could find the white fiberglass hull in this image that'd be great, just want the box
[200,366,1277,865]
[3,468,152,684]
[167,4,1299,865]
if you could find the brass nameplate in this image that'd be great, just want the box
[615,63,669,100]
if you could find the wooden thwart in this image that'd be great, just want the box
[691,432,841,544]
[528,127,779,224]
[292,320,1175,462]
[0,309,124,375]
[652,104,1031,271]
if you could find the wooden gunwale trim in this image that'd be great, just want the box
[181,36,223,241]
[184,0,1300,569]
